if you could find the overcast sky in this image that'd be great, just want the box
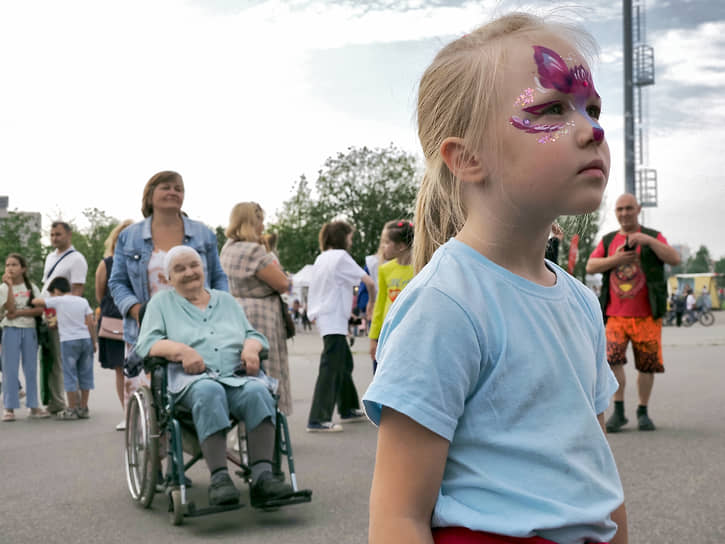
[2,0,724,262]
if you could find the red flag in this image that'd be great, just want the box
[568,234,580,274]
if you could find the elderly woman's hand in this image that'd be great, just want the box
[241,339,264,376]
[181,346,207,374]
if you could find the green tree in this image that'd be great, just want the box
[714,257,725,288]
[269,145,419,272]
[557,211,601,283]
[686,245,712,273]
[215,225,227,254]
[0,211,47,285]
[70,208,119,306]
[271,175,322,272]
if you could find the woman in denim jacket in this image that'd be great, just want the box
[109,170,228,354]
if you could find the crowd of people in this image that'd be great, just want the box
[3,9,704,543]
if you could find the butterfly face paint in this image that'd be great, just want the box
[509,45,604,143]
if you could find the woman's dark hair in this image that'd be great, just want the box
[385,220,414,248]
[6,253,33,295]
[48,277,71,294]
[319,220,354,251]
[141,171,184,218]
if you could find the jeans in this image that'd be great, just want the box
[1,327,39,410]
[175,379,275,444]
[60,338,94,393]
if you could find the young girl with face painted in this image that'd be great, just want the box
[363,13,627,544]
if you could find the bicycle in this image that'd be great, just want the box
[683,307,715,327]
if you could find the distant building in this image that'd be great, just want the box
[0,195,42,245]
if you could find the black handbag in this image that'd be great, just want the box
[278,295,295,339]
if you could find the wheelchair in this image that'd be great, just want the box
[124,357,312,525]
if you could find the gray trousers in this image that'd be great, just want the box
[46,327,67,412]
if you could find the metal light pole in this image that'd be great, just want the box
[623,0,636,196]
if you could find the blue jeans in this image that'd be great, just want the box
[60,338,94,393]
[1,327,39,409]
[175,379,275,444]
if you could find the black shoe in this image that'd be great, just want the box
[638,412,656,431]
[250,471,295,508]
[605,411,628,433]
[208,471,240,506]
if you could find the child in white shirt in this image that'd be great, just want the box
[33,277,97,420]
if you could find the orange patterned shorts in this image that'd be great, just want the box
[605,315,664,373]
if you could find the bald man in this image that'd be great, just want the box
[586,194,680,432]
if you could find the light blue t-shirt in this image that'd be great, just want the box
[363,239,623,544]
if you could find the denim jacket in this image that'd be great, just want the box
[108,215,229,344]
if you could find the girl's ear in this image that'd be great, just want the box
[440,137,487,183]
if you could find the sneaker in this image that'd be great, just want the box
[115,419,126,431]
[605,411,628,433]
[208,471,240,506]
[77,407,90,419]
[306,421,343,433]
[637,410,656,431]
[29,408,51,419]
[250,471,295,508]
[55,409,79,421]
[340,409,367,423]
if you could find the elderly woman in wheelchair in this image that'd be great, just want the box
[128,246,310,522]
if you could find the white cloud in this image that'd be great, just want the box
[654,21,725,87]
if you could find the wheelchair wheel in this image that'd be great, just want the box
[700,311,715,326]
[168,489,184,526]
[125,386,160,508]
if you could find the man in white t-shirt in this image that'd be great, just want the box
[306,221,375,432]
[41,221,88,414]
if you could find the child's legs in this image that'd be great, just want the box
[76,339,95,407]
[337,341,360,415]
[19,327,40,408]
[1,327,22,409]
[308,334,345,423]
[60,340,81,407]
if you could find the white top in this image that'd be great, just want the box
[0,282,40,328]
[44,295,93,342]
[41,247,88,295]
[686,293,697,311]
[307,249,366,336]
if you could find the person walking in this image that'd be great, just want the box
[220,202,293,415]
[586,193,680,432]
[95,219,133,430]
[306,221,375,432]
[40,221,88,415]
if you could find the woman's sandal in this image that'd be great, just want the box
[2,410,16,422]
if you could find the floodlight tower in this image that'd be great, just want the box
[623,0,657,207]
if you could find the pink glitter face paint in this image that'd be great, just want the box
[509,45,604,143]
[514,88,534,107]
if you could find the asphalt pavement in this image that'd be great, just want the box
[1,320,723,543]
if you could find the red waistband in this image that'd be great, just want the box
[433,527,607,544]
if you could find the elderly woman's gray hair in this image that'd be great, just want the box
[163,246,202,278]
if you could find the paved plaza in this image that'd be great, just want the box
[1,321,724,543]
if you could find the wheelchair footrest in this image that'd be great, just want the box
[252,489,312,510]
[185,502,245,518]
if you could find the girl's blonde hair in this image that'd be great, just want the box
[104,219,134,257]
[413,12,598,272]
[226,202,264,243]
